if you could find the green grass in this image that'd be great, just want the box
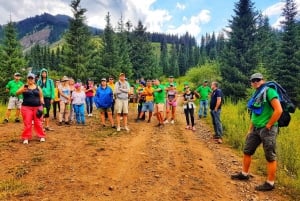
[0,179,31,200]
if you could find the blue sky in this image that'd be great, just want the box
[0,0,299,42]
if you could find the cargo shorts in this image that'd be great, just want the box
[243,126,278,162]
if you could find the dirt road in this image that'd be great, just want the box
[0,105,290,201]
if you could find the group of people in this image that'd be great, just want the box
[4,70,282,192]
[3,71,224,142]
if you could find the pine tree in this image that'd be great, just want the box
[159,37,169,74]
[60,0,92,81]
[130,21,158,79]
[116,15,133,78]
[169,43,179,77]
[220,0,258,100]
[276,0,300,104]
[100,12,121,77]
[0,20,26,86]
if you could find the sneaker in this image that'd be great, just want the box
[155,123,161,127]
[58,122,63,126]
[15,118,20,123]
[111,125,116,129]
[192,126,196,131]
[124,126,130,131]
[185,125,190,130]
[23,139,29,144]
[65,121,70,125]
[135,118,141,123]
[117,127,121,132]
[217,138,223,144]
[164,120,169,124]
[40,138,45,142]
[3,119,8,124]
[255,182,275,191]
[45,127,54,131]
[231,172,250,180]
[147,119,151,123]
[170,120,174,124]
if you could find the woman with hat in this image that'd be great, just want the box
[16,73,46,144]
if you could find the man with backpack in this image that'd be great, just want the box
[231,73,283,191]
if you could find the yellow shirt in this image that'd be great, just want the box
[143,86,154,102]
[54,88,60,101]
[107,82,115,92]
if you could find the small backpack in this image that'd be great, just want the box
[264,81,296,127]
[248,81,296,127]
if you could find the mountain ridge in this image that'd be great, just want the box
[0,12,102,50]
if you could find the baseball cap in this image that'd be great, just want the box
[169,75,174,78]
[101,78,107,81]
[27,73,35,79]
[203,80,208,83]
[14,72,21,76]
[61,76,69,82]
[250,73,263,80]
[119,73,125,76]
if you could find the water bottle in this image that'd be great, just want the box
[43,107,47,115]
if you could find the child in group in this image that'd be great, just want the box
[71,83,86,125]
[58,76,71,125]
[183,86,196,131]
[164,83,177,124]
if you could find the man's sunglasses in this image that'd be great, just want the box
[250,78,262,83]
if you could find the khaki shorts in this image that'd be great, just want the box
[7,97,22,109]
[154,103,165,113]
[115,99,129,114]
[98,107,112,113]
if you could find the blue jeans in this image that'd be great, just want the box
[210,109,223,138]
[198,100,208,117]
[85,96,94,114]
[73,104,85,124]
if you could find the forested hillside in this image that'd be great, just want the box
[0,0,300,106]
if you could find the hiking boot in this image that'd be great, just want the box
[3,119,8,124]
[231,172,250,180]
[255,182,275,191]
[15,118,20,123]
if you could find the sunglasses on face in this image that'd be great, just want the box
[250,78,262,83]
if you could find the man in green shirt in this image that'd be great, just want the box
[153,79,165,128]
[3,72,24,123]
[231,73,283,192]
[195,80,212,118]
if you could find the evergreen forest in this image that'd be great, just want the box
[0,0,300,106]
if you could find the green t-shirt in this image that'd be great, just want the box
[196,85,212,101]
[165,82,177,88]
[153,84,165,104]
[6,80,24,99]
[251,88,279,128]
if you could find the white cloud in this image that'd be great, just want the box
[176,2,186,10]
[0,0,71,24]
[263,1,300,29]
[0,0,171,33]
[167,10,211,37]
